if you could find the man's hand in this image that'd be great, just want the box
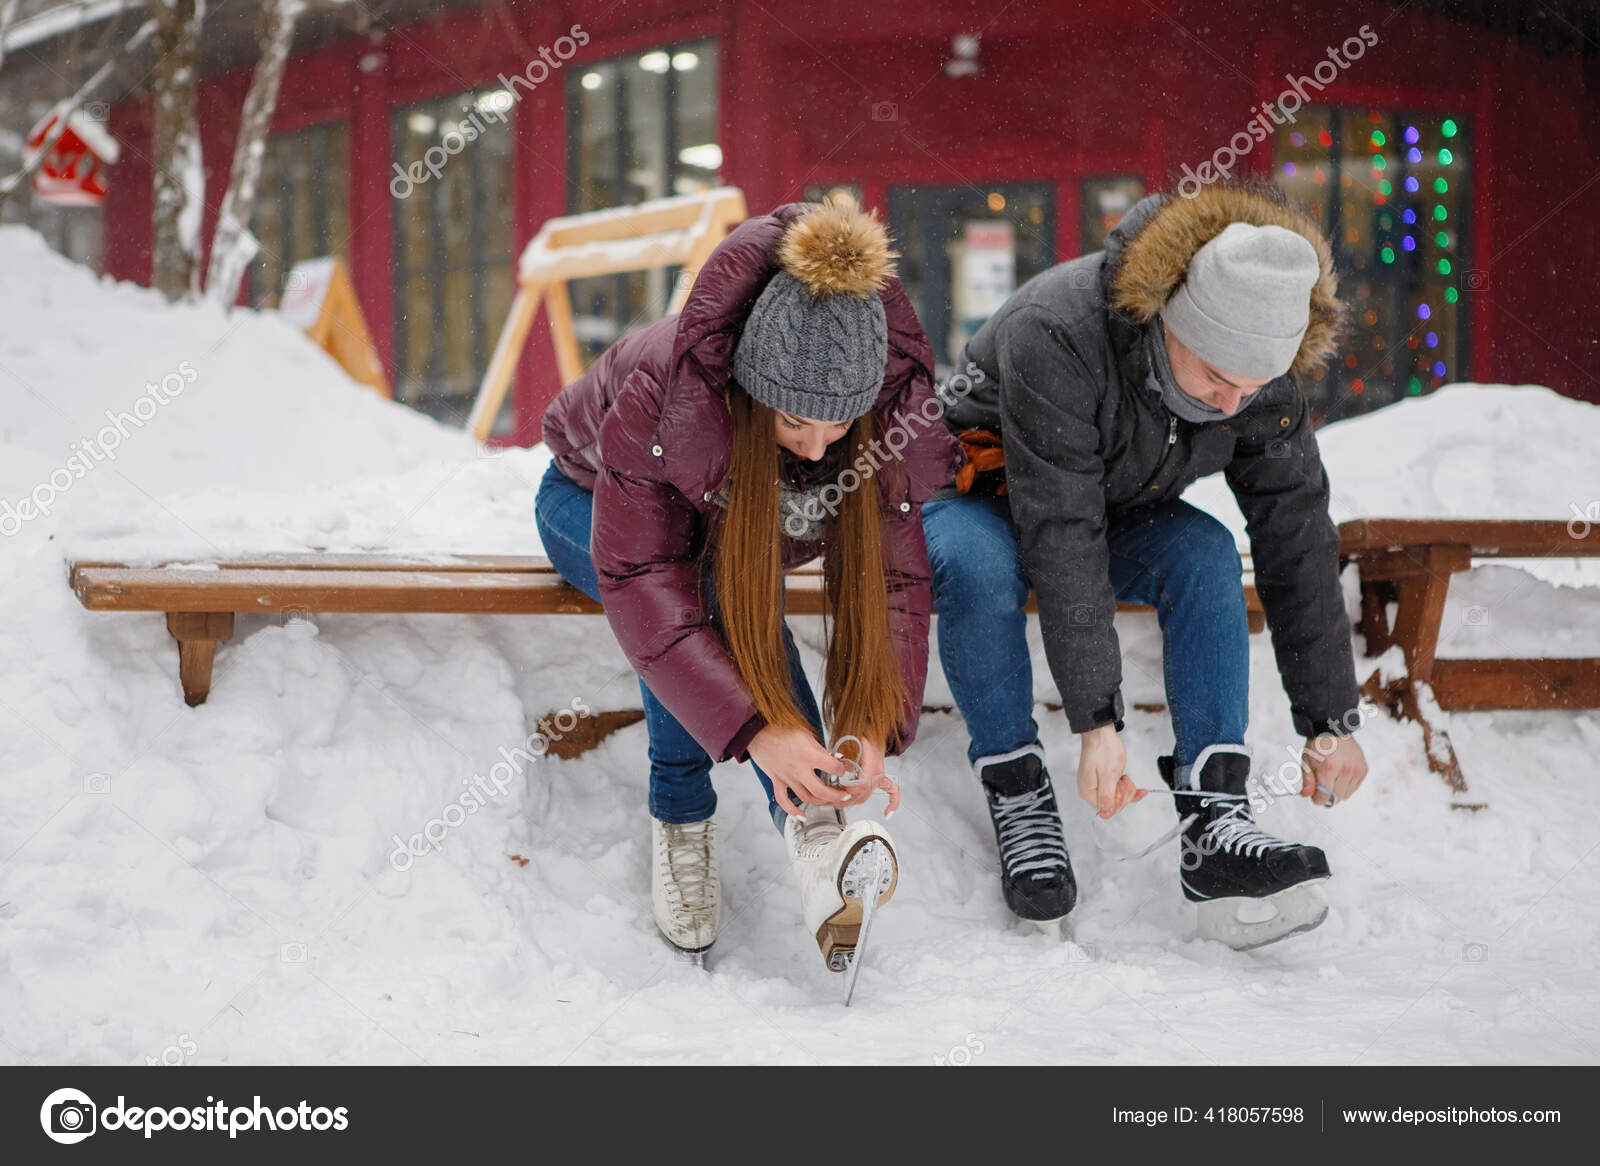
[1300,734,1368,806]
[1076,724,1145,818]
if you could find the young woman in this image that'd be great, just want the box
[535,201,961,970]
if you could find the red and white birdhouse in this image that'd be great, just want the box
[25,107,120,206]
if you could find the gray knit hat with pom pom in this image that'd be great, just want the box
[732,202,896,423]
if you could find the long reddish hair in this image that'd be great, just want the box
[712,388,907,749]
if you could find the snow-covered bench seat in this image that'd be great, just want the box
[68,553,1268,709]
[1340,517,1600,797]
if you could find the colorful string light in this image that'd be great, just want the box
[1273,112,1463,404]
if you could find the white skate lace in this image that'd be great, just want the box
[794,811,844,861]
[659,820,716,913]
[1199,801,1296,859]
[991,785,1070,878]
[1092,788,1250,862]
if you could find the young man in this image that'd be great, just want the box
[923,181,1369,949]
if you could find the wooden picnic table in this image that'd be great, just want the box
[1338,518,1599,797]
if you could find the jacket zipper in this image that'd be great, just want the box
[1143,415,1179,493]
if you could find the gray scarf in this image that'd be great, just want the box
[708,479,830,543]
[1145,318,1228,424]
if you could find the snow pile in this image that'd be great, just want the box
[0,226,551,566]
[1187,383,1600,588]
[2,229,1598,1065]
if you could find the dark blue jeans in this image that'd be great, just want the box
[922,493,1249,771]
[534,461,822,832]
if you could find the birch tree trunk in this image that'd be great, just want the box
[150,0,204,302]
[203,0,304,307]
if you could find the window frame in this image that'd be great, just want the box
[388,91,516,424]
[563,38,720,363]
[248,119,351,309]
[1271,105,1472,420]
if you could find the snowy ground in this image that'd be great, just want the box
[2,229,1598,1065]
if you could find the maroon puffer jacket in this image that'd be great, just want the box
[543,203,964,764]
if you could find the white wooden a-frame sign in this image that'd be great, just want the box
[467,186,748,441]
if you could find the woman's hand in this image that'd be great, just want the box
[748,725,849,817]
[838,738,901,816]
[1076,723,1145,819]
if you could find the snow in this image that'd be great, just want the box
[3,228,1598,1065]
[1186,384,1600,589]
[518,186,743,282]
[0,0,140,56]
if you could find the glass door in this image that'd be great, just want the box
[888,183,1055,372]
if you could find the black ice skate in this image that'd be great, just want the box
[1160,745,1330,950]
[975,745,1077,928]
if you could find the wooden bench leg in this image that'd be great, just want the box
[166,612,235,706]
[1357,579,1397,656]
[1361,669,1481,808]
[1352,545,1482,804]
[1389,547,1466,685]
[537,709,645,759]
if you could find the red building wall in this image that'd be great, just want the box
[101,0,1600,438]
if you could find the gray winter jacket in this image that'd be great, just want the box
[943,183,1360,739]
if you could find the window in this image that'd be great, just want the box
[1080,177,1146,253]
[803,184,865,211]
[889,184,1055,371]
[250,122,349,308]
[566,39,719,365]
[1274,108,1469,421]
[391,90,515,430]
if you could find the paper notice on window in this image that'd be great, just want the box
[958,220,1016,320]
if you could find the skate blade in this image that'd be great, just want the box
[817,837,899,973]
[1195,879,1329,951]
[658,932,714,968]
[815,839,897,1008]
[839,842,894,1006]
[1017,916,1069,940]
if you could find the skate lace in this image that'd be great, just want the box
[992,785,1070,878]
[1200,801,1295,859]
[794,813,844,861]
[659,820,716,912]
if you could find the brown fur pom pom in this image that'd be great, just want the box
[777,201,897,297]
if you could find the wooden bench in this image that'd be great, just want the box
[69,553,1267,720]
[1338,518,1600,797]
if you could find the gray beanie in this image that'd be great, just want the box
[1160,222,1320,381]
[732,202,894,423]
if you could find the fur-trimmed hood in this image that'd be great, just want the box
[1106,182,1344,381]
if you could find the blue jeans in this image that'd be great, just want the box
[534,461,822,832]
[923,493,1249,770]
